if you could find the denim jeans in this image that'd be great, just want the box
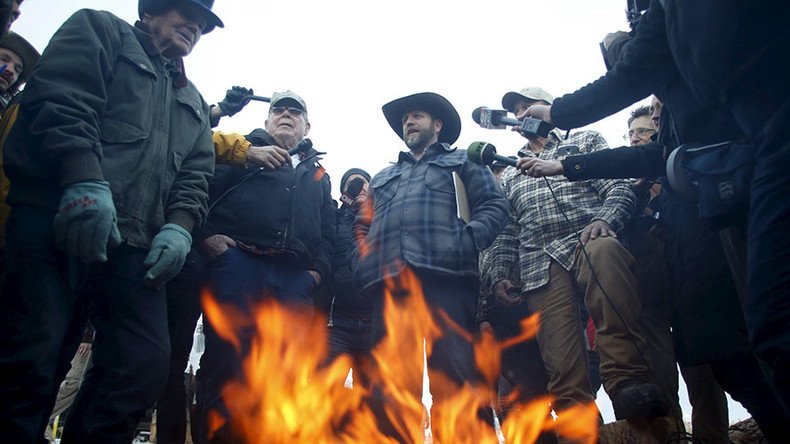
[194,248,315,444]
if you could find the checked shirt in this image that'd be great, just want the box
[352,142,509,292]
[485,129,635,293]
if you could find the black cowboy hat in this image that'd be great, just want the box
[382,92,462,145]
[139,0,224,34]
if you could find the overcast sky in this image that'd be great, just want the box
[13,0,749,426]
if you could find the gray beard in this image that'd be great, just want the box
[404,129,432,151]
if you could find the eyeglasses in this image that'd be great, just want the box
[270,106,305,116]
[625,127,657,139]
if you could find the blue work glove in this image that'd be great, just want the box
[218,86,254,117]
[53,180,121,263]
[143,223,192,288]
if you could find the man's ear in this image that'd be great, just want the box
[304,120,311,137]
[434,118,443,135]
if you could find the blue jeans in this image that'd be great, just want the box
[0,206,169,444]
[327,312,372,388]
[194,248,315,444]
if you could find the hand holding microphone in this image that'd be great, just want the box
[516,157,564,177]
[518,104,553,126]
[472,107,553,138]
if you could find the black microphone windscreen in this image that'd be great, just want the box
[346,177,365,198]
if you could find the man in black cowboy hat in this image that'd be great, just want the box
[0,1,221,442]
[352,92,508,425]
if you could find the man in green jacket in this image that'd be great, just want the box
[0,1,221,442]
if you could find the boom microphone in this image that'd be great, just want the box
[466,141,517,167]
[472,107,552,138]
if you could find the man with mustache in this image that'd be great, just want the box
[0,1,221,442]
[192,91,336,444]
[352,92,508,440]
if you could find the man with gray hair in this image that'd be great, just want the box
[193,90,336,443]
[0,1,221,442]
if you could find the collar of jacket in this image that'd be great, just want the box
[397,142,454,163]
[133,20,189,89]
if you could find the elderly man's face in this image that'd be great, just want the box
[0,47,22,93]
[144,3,207,59]
[402,110,441,151]
[265,103,310,149]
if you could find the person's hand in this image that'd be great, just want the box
[143,223,192,288]
[200,234,237,260]
[217,86,254,117]
[520,104,553,126]
[307,270,321,286]
[517,158,564,177]
[245,145,291,170]
[493,279,522,306]
[580,219,616,245]
[77,342,91,358]
[53,180,122,263]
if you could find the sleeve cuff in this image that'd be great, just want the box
[59,151,104,187]
[166,209,196,233]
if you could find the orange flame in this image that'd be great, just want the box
[202,267,599,443]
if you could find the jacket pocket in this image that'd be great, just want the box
[371,168,401,210]
[102,49,157,138]
[425,157,463,194]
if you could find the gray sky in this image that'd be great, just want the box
[13,0,749,426]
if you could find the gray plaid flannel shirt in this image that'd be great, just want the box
[352,143,509,292]
[483,129,635,293]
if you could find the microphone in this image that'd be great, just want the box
[471,107,552,138]
[466,141,517,167]
[288,138,313,156]
[340,177,366,206]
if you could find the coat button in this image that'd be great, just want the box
[139,63,147,70]
[574,164,581,170]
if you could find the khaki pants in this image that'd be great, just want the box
[526,237,650,413]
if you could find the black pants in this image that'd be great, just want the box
[0,206,170,444]
[156,251,205,444]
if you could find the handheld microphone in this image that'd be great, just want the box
[340,177,365,206]
[466,141,517,167]
[248,95,271,103]
[288,138,313,156]
[472,107,552,138]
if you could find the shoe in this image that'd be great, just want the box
[611,381,670,421]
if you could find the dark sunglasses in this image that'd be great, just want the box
[270,106,305,116]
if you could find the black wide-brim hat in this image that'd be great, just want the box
[139,0,224,34]
[382,92,462,145]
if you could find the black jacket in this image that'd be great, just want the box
[329,204,370,318]
[550,0,785,146]
[196,129,335,280]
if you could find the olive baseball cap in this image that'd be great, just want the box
[270,90,307,112]
[501,86,555,113]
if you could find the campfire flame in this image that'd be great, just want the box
[202,268,598,443]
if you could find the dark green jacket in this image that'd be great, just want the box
[3,9,214,247]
